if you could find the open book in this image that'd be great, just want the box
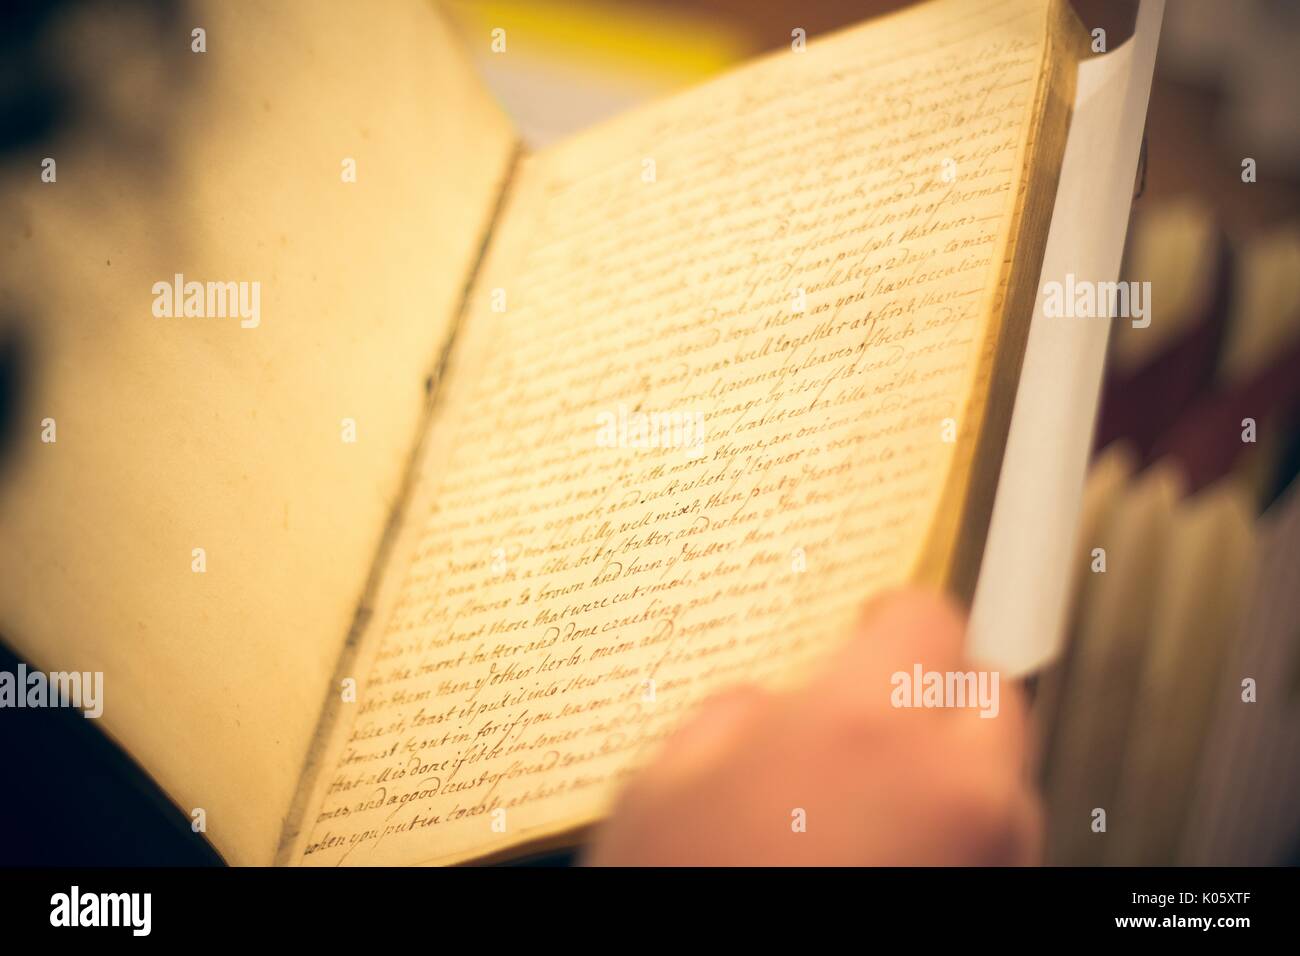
[0,0,1155,866]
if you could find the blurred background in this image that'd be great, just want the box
[1,0,1298,865]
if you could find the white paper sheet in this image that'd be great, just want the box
[968,0,1166,675]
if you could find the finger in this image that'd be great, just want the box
[638,684,768,789]
[812,587,968,710]
[943,665,1022,718]
[1008,779,1044,866]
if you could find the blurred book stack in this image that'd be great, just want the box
[1037,198,1300,865]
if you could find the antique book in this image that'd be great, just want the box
[1105,479,1255,864]
[1037,452,1276,865]
[1040,460,1183,865]
[1182,478,1300,866]
[1032,441,1136,792]
[0,0,1159,866]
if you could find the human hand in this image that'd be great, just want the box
[586,589,1040,866]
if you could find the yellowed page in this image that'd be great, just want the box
[0,0,515,866]
[289,0,1071,867]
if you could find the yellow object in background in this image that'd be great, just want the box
[443,0,757,146]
